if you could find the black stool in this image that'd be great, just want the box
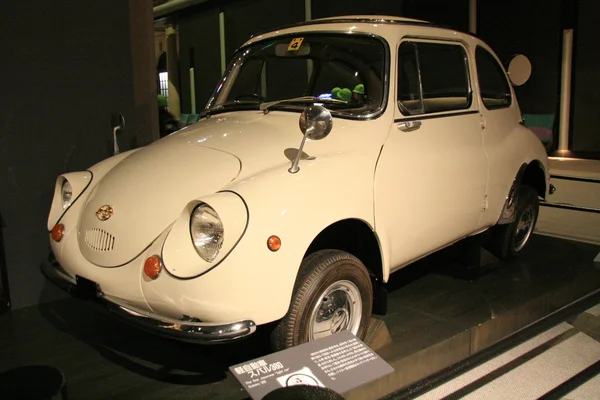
[263,385,344,400]
[0,365,67,400]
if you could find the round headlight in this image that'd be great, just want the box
[190,204,224,262]
[61,179,73,210]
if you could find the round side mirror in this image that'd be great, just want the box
[111,112,125,133]
[507,54,532,86]
[299,106,332,140]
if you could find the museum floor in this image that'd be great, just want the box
[1,234,599,399]
[397,307,600,399]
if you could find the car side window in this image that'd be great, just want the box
[476,46,512,109]
[397,43,423,114]
[398,41,471,115]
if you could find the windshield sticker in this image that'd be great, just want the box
[288,37,304,51]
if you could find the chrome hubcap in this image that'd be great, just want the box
[308,280,362,341]
[513,206,535,252]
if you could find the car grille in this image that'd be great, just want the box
[84,228,115,252]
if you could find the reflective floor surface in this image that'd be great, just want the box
[1,234,599,399]
[401,306,600,400]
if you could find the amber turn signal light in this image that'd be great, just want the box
[144,255,162,280]
[51,224,65,242]
[267,235,281,252]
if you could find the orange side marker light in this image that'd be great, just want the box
[51,224,65,242]
[267,235,281,252]
[144,255,162,280]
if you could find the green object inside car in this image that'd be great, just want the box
[157,94,168,107]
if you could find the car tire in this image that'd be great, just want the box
[487,185,539,260]
[270,249,373,351]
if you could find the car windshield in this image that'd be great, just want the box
[206,33,387,118]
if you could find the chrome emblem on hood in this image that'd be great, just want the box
[96,205,114,221]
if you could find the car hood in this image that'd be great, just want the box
[78,111,314,267]
[78,141,241,267]
[168,111,312,180]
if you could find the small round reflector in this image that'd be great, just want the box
[51,224,65,242]
[144,255,162,279]
[267,235,281,252]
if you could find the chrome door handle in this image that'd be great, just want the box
[397,120,422,131]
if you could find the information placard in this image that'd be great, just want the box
[230,331,393,400]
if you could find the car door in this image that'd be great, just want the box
[374,39,488,271]
[474,45,527,228]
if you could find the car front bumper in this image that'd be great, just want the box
[41,255,257,343]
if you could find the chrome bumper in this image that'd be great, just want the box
[41,256,256,343]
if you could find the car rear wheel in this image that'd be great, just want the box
[487,185,539,260]
[270,250,373,351]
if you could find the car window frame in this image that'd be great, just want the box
[475,45,513,110]
[397,38,473,117]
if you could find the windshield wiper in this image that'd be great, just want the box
[202,101,260,118]
[260,96,349,113]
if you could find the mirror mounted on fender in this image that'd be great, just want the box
[507,54,532,87]
[289,106,332,174]
[111,112,125,155]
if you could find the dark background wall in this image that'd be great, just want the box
[0,0,157,309]
[224,0,305,61]
[312,0,403,20]
[0,213,8,311]
[572,0,600,152]
[179,6,221,113]
[478,0,563,116]
[311,0,469,31]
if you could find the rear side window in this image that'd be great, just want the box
[476,47,511,109]
[398,41,471,115]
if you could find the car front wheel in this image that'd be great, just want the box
[270,250,373,351]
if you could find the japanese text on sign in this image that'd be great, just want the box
[310,338,377,378]
[233,359,285,379]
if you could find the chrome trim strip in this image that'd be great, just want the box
[539,201,600,215]
[550,175,600,184]
[102,293,256,342]
[41,259,257,343]
[107,300,257,343]
[394,110,479,123]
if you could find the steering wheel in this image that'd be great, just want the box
[234,93,266,102]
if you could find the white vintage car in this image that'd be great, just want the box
[43,16,549,350]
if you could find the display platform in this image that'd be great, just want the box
[345,234,600,399]
[1,234,598,399]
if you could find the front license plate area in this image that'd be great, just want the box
[75,276,99,300]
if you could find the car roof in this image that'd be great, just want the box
[250,15,433,39]
[312,15,427,24]
[243,14,487,55]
